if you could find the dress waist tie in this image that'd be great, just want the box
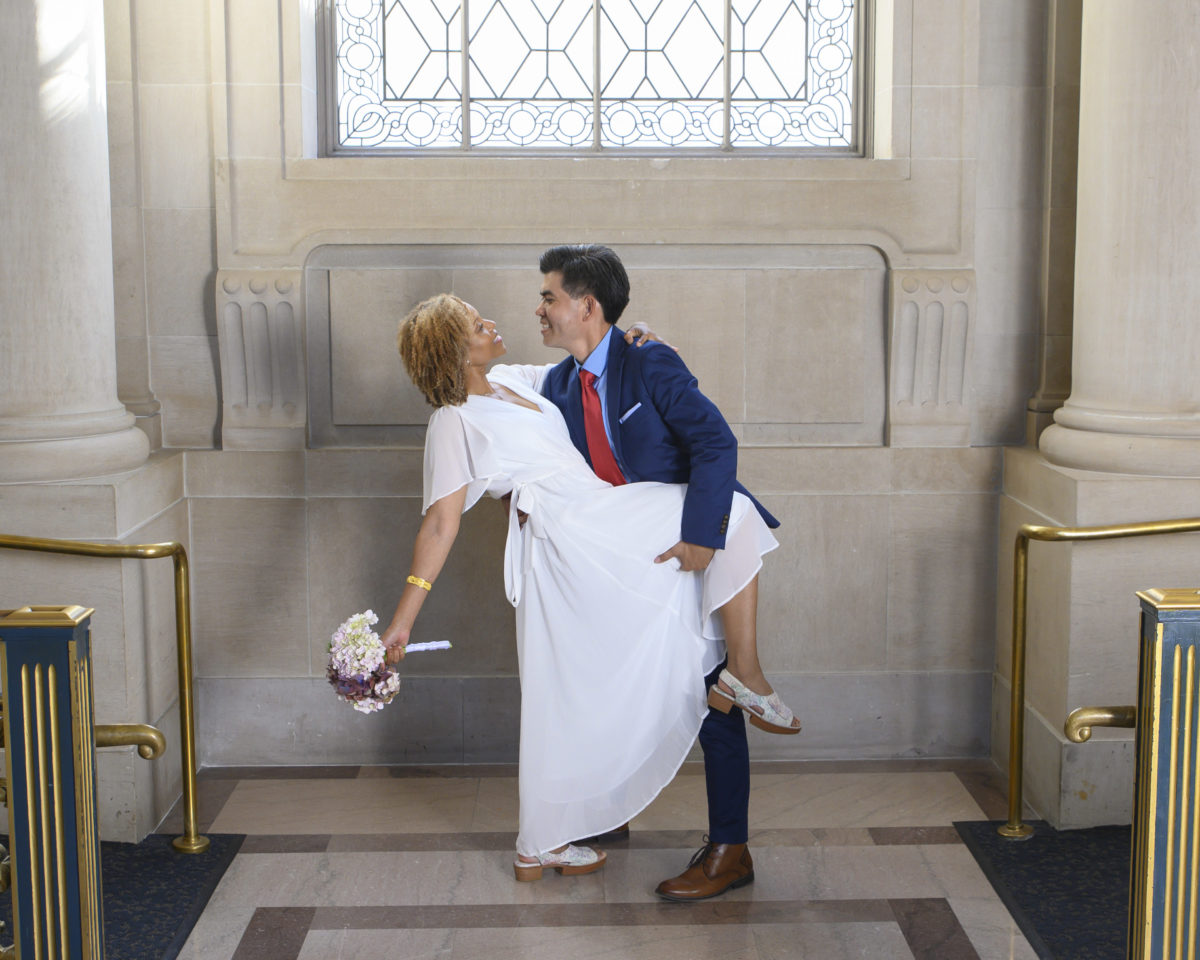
[503,482,548,607]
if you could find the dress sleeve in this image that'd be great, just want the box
[421,406,502,515]
[489,362,553,393]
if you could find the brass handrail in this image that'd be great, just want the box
[95,722,167,759]
[1064,705,1137,743]
[0,534,209,853]
[1001,517,1200,839]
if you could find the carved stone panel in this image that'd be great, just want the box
[888,270,975,447]
[215,271,306,450]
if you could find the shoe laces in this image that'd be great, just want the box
[686,835,715,869]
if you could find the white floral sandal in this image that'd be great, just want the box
[513,844,607,882]
[707,668,801,735]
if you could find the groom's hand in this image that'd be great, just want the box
[500,492,529,527]
[654,541,716,571]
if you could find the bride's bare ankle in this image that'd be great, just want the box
[725,660,772,696]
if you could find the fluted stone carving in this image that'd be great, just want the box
[888,270,975,447]
[215,272,306,449]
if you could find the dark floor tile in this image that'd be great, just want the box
[956,765,1030,821]
[156,778,238,834]
[199,765,360,780]
[379,763,520,778]
[240,835,332,854]
[868,826,963,845]
[231,907,315,960]
[322,828,877,852]
[749,758,993,775]
[890,898,981,960]
[328,832,518,852]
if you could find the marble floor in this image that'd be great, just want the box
[163,759,1038,960]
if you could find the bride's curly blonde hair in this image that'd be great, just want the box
[397,293,472,408]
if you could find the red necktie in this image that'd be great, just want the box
[579,370,626,486]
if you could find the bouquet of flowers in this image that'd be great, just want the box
[326,610,451,715]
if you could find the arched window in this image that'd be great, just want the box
[325,0,860,151]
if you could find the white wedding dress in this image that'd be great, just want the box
[422,363,778,855]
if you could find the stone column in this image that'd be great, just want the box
[1024,0,1080,445]
[995,0,1200,832]
[1039,0,1200,476]
[0,0,149,482]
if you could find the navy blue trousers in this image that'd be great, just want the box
[699,661,750,844]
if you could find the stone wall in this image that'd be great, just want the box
[14,0,1055,800]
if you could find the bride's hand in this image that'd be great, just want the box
[380,623,410,664]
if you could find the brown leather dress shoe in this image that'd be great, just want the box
[654,838,754,901]
[577,822,630,845]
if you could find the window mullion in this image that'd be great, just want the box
[592,0,602,149]
[461,0,471,149]
[722,0,731,149]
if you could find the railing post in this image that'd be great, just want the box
[0,605,105,959]
[999,531,1034,838]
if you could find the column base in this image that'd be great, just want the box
[996,447,1200,828]
[1041,422,1200,478]
[0,454,187,841]
[0,425,149,483]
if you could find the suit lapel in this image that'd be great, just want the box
[605,327,628,465]
[562,363,588,459]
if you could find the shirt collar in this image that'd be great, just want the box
[575,326,615,379]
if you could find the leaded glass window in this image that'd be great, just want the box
[329,0,858,150]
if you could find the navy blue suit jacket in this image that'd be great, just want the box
[540,328,780,549]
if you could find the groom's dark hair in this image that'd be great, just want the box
[539,244,630,326]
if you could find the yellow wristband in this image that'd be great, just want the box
[406,575,433,592]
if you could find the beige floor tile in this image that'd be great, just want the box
[750,772,986,828]
[220,851,608,907]
[633,771,984,831]
[298,928,455,959]
[467,776,520,831]
[209,777,480,834]
[627,772,718,829]
[175,859,260,960]
[603,845,951,903]
[450,924,764,960]
[918,843,1002,899]
[949,897,1041,960]
[753,922,915,960]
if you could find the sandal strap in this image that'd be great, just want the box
[518,844,601,868]
[718,669,797,727]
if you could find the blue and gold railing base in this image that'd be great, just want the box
[0,605,106,959]
[1129,589,1200,959]
[0,533,208,855]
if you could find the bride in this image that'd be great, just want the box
[379,293,783,880]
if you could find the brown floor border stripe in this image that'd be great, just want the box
[199,758,1008,781]
[308,898,899,930]
[867,826,963,846]
[238,826,964,854]
[231,907,315,960]
[232,899,962,960]
[890,898,982,960]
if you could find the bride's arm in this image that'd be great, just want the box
[380,483,468,661]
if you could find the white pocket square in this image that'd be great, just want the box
[618,402,643,424]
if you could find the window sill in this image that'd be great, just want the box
[282,154,911,183]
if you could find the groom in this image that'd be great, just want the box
[534,244,781,901]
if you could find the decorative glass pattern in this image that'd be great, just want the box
[332,0,856,150]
